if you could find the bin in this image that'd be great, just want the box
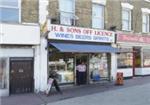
[115,72,124,85]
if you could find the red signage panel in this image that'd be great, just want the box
[117,33,150,44]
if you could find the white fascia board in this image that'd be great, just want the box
[141,8,150,14]
[92,0,106,5]
[121,3,134,10]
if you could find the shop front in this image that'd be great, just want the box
[47,24,117,85]
[0,23,40,96]
[117,33,150,78]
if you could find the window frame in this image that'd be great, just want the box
[143,49,150,67]
[59,0,75,26]
[142,13,150,33]
[92,3,104,29]
[117,52,133,69]
[122,8,132,31]
[0,0,21,23]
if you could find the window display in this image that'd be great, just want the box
[117,53,133,68]
[143,50,150,67]
[0,58,7,89]
[89,53,109,81]
[49,53,74,84]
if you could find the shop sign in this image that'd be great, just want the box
[48,24,115,43]
[117,33,150,44]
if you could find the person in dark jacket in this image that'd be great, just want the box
[49,70,62,94]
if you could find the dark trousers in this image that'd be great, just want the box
[77,71,86,85]
[53,79,62,93]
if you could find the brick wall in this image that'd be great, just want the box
[106,0,150,34]
[22,0,39,23]
[75,0,92,28]
[47,0,149,34]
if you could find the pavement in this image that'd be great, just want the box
[1,76,150,105]
[47,82,150,105]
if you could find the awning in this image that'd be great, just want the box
[49,42,118,53]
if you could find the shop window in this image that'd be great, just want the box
[89,53,109,81]
[0,58,7,89]
[92,4,104,29]
[0,0,20,23]
[59,0,75,25]
[122,9,132,31]
[143,50,150,67]
[117,53,133,68]
[49,53,74,84]
[142,13,149,33]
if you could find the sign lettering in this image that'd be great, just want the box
[48,24,115,43]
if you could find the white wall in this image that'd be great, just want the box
[111,53,117,80]
[0,47,34,57]
[135,68,150,75]
[33,46,41,93]
[38,37,48,92]
[0,23,40,45]
[117,68,133,77]
[39,0,49,24]
[142,68,150,75]
[135,68,142,75]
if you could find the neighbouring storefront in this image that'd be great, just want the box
[117,33,150,78]
[0,23,40,96]
[47,24,117,85]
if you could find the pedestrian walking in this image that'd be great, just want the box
[47,70,62,95]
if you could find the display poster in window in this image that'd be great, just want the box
[89,54,109,81]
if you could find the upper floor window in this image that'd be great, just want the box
[59,0,75,26]
[0,0,20,23]
[92,4,104,29]
[121,3,133,31]
[142,13,149,33]
[141,8,150,33]
[122,9,132,31]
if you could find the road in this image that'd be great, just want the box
[47,83,150,105]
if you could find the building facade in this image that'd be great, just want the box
[38,0,150,91]
[1,0,150,96]
[106,0,150,78]
[38,0,118,93]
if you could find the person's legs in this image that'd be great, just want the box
[53,79,62,94]
[80,72,84,84]
[77,71,80,85]
[83,72,86,84]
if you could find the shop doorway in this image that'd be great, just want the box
[133,47,141,76]
[75,54,88,85]
[10,58,34,94]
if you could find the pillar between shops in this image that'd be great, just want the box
[111,53,117,81]
[39,37,48,92]
[34,45,41,92]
